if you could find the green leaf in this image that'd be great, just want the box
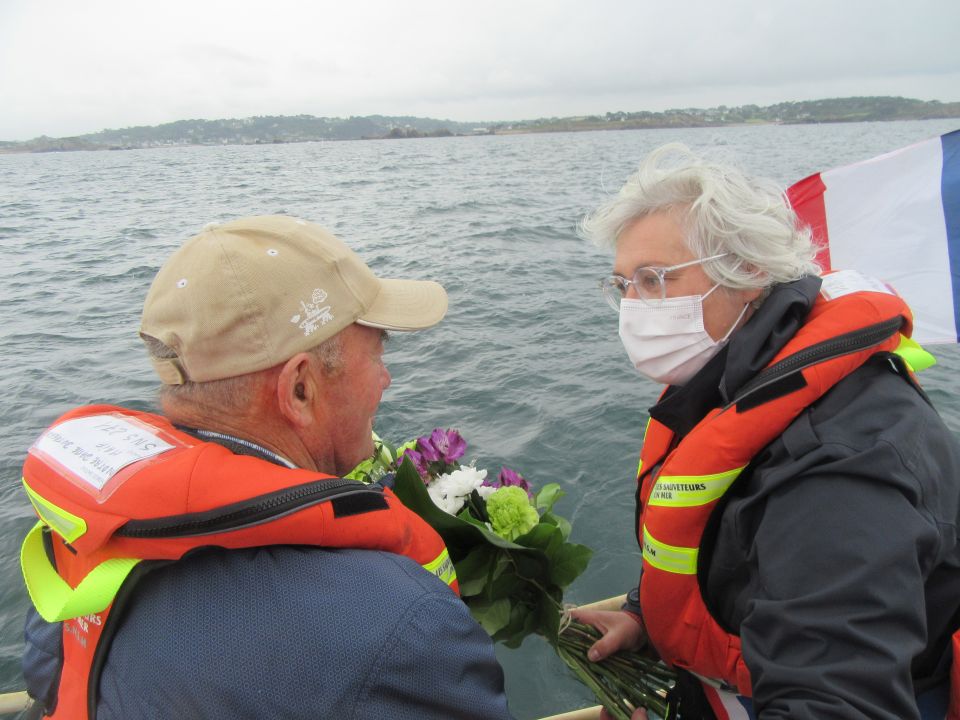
[515,522,564,558]
[346,432,398,483]
[519,606,540,641]
[381,438,396,460]
[493,600,535,648]
[548,542,594,588]
[454,546,497,597]
[492,553,513,579]
[465,489,490,523]
[540,511,572,539]
[470,598,512,635]
[536,483,565,513]
[508,550,552,583]
[485,559,524,599]
[456,508,491,531]
[535,587,563,643]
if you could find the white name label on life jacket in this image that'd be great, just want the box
[33,415,175,490]
[820,269,896,301]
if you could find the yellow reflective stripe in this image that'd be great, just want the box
[20,522,140,622]
[647,466,745,507]
[422,548,457,588]
[894,334,936,373]
[22,478,87,543]
[642,527,697,575]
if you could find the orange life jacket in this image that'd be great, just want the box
[636,286,913,695]
[20,405,456,720]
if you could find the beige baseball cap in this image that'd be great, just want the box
[140,215,448,384]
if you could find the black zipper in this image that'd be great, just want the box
[728,316,903,410]
[116,478,379,539]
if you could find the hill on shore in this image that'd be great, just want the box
[2,96,958,154]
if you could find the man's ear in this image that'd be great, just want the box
[277,353,318,427]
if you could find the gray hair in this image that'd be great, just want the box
[581,143,820,290]
[143,333,345,412]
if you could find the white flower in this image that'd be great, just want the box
[426,465,488,515]
[477,484,497,500]
[427,482,466,514]
[438,466,487,496]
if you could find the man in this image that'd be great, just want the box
[20,215,513,719]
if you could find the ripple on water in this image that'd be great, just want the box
[4,120,960,715]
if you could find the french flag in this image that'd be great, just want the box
[787,129,960,344]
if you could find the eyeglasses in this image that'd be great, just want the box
[599,253,731,310]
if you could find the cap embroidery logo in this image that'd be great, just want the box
[290,289,334,337]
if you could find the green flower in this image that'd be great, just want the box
[486,486,539,541]
[345,433,397,483]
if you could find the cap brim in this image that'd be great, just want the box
[356,278,448,331]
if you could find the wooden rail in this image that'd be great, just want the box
[0,691,30,715]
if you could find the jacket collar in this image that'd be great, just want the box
[650,276,822,438]
[175,425,298,469]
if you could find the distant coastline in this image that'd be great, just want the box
[2,96,959,154]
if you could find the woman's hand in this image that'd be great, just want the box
[568,608,654,719]
[568,608,648,662]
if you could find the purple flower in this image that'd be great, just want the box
[498,467,532,497]
[416,435,442,463]
[400,448,430,482]
[428,428,467,463]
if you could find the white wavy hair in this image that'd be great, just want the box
[581,143,820,291]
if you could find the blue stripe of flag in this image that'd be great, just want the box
[941,129,960,341]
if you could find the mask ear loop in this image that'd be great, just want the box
[720,301,752,343]
[699,253,743,302]
[700,282,722,301]
[703,256,752,342]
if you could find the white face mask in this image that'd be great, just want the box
[618,285,748,386]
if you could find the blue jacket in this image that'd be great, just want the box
[25,544,513,719]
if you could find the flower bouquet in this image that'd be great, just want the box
[348,428,592,647]
[348,429,676,716]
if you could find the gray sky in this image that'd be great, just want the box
[2,0,958,141]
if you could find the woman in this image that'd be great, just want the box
[573,144,960,719]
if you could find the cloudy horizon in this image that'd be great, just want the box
[2,0,958,142]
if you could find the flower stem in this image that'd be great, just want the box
[555,622,675,718]
[557,647,635,720]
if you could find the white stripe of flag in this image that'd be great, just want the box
[788,129,960,344]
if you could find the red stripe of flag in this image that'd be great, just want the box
[786,172,832,271]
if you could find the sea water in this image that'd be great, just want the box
[2,119,959,718]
